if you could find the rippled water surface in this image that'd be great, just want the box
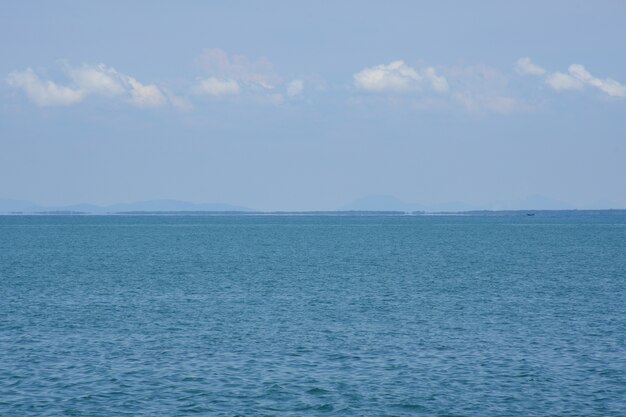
[1,214,625,416]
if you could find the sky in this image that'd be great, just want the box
[1,0,625,211]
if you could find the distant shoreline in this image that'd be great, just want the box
[2,209,626,217]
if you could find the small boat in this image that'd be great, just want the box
[526,213,535,216]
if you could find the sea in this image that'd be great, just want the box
[1,214,625,416]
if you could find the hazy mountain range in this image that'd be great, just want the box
[0,195,621,214]
[0,199,252,213]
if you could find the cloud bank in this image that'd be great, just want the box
[7,64,169,108]
[195,77,240,96]
[353,60,448,93]
[568,64,626,97]
[353,61,523,113]
[196,48,281,90]
[516,57,626,98]
[7,53,625,113]
[515,57,546,76]
[7,69,84,106]
[194,49,310,106]
[545,71,584,91]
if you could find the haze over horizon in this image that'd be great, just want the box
[2,1,625,211]
[0,194,621,213]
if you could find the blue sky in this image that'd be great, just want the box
[1,1,625,210]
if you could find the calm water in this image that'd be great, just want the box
[1,215,625,416]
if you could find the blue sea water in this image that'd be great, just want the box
[0,214,625,416]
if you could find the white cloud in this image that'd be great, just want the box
[196,49,310,103]
[545,72,584,91]
[7,64,169,108]
[6,68,84,106]
[68,64,125,96]
[195,77,240,96]
[518,58,626,99]
[355,61,423,92]
[354,61,448,93]
[568,64,593,82]
[545,64,626,97]
[423,67,449,92]
[515,57,546,75]
[126,77,167,107]
[352,62,527,113]
[286,79,304,96]
[197,48,280,89]
[568,64,626,98]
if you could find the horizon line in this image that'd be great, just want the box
[2,209,626,216]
